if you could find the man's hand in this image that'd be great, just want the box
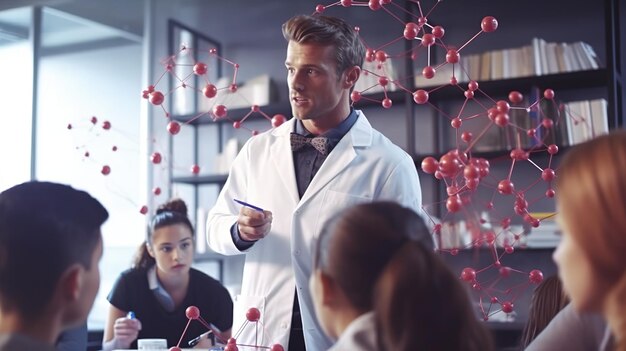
[237,206,273,241]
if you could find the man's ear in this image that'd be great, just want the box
[317,270,340,306]
[343,65,361,90]
[60,264,84,302]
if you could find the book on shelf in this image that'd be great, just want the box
[564,98,608,145]
[448,38,601,83]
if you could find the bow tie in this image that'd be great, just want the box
[290,133,331,155]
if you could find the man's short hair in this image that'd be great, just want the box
[0,181,108,317]
[282,14,366,76]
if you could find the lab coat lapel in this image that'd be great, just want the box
[270,119,300,206]
[298,111,373,207]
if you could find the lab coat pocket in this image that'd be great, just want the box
[315,190,371,236]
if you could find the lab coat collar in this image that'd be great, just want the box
[270,110,373,208]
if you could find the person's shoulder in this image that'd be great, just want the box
[116,267,147,283]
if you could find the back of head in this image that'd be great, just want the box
[316,201,433,312]
[0,181,108,318]
[316,201,492,351]
[557,131,626,288]
[282,14,365,74]
[557,130,626,348]
[374,242,493,351]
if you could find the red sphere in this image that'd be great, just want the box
[149,91,165,105]
[542,168,556,182]
[421,33,435,46]
[464,90,475,99]
[368,0,381,11]
[546,188,556,198]
[102,121,112,130]
[461,267,476,282]
[101,165,111,175]
[351,90,362,103]
[438,153,461,178]
[461,131,473,143]
[543,88,555,99]
[508,91,524,104]
[150,152,162,164]
[169,347,182,351]
[404,23,419,40]
[413,89,429,104]
[446,195,463,212]
[191,164,200,174]
[375,50,387,62]
[213,105,227,119]
[341,0,352,6]
[193,62,207,75]
[153,187,162,195]
[271,345,285,351]
[504,245,514,254]
[272,114,286,128]
[378,76,389,86]
[382,98,392,109]
[421,156,438,174]
[422,66,436,79]
[501,301,514,313]
[167,121,181,135]
[203,84,217,98]
[139,206,149,215]
[229,84,238,93]
[494,113,509,127]
[497,179,515,195]
[529,269,544,284]
[496,100,510,113]
[224,344,239,351]
[432,25,445,38]
[464,164,479,179]
[186,306,200,319]
[446,49,460,64]
[233,121,241,129]
[451,117,462,129]
[542,118,554,129]
[547,144,559,155]
[468,80,479,91]
[246,307,261,322]
[315,4,325,13]
[481,16,498,32]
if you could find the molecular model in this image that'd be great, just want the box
[172,306,283,351]
[67,0,585,322]
[313,0,567,319]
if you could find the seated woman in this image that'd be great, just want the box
[551,130,626,351]
[103,199,233,350]
[520,275,570,348]
[309,201,494,351]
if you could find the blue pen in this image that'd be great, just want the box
[234,199,264,212]
[126,311,135,319]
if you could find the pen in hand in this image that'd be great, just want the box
[234,199,264,212]
[188,330,213,347]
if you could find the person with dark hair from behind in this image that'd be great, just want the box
[310,201,494,351]
[0,181,108,351]
[103,199,233,350]
[520,275,570,349]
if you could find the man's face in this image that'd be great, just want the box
[285,41,348,128]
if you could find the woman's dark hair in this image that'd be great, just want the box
[133,198,194,269]
[520,276,569,348]
[315,201,493,351]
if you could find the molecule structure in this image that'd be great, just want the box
[142,44,287,136]
[173,306,284,351]
[313,0,566,319]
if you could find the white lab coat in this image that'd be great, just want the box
[206,110,422,350]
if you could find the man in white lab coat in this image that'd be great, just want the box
[206,14,423,351]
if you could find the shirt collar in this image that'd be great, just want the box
[294,108,358,143]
